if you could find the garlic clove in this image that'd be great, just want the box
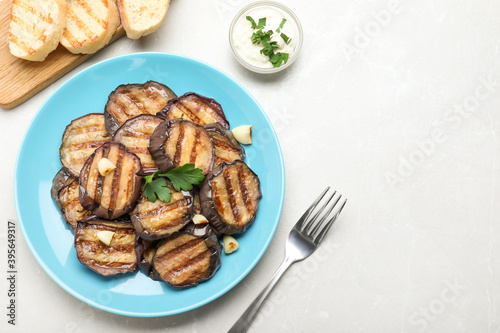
[192,214,209,225]
[223,235,239,254]
[96,230,115,246]
[98,157,116,176]
[231,125,253,145]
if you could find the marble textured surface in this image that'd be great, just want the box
[1,0,500,332]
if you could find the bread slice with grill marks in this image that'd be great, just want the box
[60,0,120,54]
[8,0,67,61]
[117,0,171,39]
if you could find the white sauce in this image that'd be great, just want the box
[232,7,296,69]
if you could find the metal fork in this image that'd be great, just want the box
[228,187,347,333]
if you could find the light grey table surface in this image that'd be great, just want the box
[2,0,500,332]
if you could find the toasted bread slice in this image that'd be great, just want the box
[117,0,170,39]
[60,0,120,54]
[8,0,66,61]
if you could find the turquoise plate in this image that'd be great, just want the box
[14,53,285,317]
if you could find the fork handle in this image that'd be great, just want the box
[228,256,295,333]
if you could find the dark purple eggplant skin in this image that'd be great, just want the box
[130,189,194,240]
[150,223,222,287]
[157,92,230,129]
[79,142,143,220]
[200,160,262,235]
[203,123,246,165]
[104,81,176,136]
[147,121,175,172]
[148,119,215,174]
[75,215,139,276]
[51,167,73,210]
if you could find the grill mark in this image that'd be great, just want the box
[128,147,150,155]
[68,140,109,151]
[67,123,108,136]
[223,168,241,224]
[157,238,204,267]
[173,103,202,124]
[190,129,201,163]
[143,87,163,109]
[166,251,210,283]
[140,199,186,218]
[173,123,186,166]
[237,163,253,214]
[111,101,134,123]
[78,241,135,261]
[66,8,96,42]
[94,146,109,205]
[76,0,106,29]
[124,92,148,115]
[109,147,124,212]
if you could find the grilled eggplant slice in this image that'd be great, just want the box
[137,239,159,276]
[204,123,245,166]
[104,81,177,136]
[200,160,262,235]
[151,223,222,287]
[79,142,143,220]
[158,92,230,129]
[130,184,194,240]
[60,113,112,177]
[149,119,215,174]
[75,217,138,276]
[113,114,164,175]
[51,168,92,230]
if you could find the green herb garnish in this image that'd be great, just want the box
[142,164,205,203]
[276,18,287,33]
[280,33,291,45]
[270,52,289,68]
[246,15,291,68]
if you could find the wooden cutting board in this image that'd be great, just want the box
[0,1,125,109]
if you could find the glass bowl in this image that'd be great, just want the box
[229,1,303,74]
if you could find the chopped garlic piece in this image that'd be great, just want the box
[96,230,114,246]
[192,214,209,225]
[231,125,253,145]
[98,157,116,176]
[223,235,239,254]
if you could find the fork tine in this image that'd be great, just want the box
[309,194,341,236]
[294,187,330,230]
[313,198,347,245]
[301,189,336,233]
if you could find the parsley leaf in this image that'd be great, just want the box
[276,18,287,33]
[143,177,171,203]
[270,52,289,68]
[162,163,205,191]
[142,164,205,203]
[280,33,291,45]
[257,18,266,29]
[246,16,257,29]
[260,41,279,56]
[251,29,272,44]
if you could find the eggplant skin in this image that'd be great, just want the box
[200,160,262,235]
[204,123,245,166]
[130,186,194,240]
[151,223,222,288]
[79,142,143,220]
[60,113,112,177]
[158,92,230,129]
[113,114,164,175]
[149,119,215,174]
[104,81,177,136]
[74,216,139,276]
[51,168,92,230]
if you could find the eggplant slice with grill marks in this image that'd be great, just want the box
[158,92,230,129]
[149,119,215,174]
[130,184,194,240]
[104,81,177,136]
[113,114,164,175]
[79,142,143,220]
[151,223,222,288]
[51,168,92,230]
[75,216,139,276]
[200,160,262,235]
[204,123,245,167]
[60,113,112,177]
